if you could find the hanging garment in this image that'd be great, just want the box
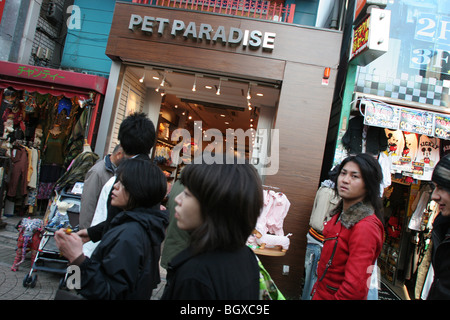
[378,152,392,196]
[409,185,432,231]
[55,151,99,192]
[342,116,388,155]
[415,135,440,181]
[42,131,67,166]
[255,190,275,235]
[266,191,290,236]
[7,146,28,197]
[27,148,39,189]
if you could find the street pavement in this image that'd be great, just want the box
[0,215,166,300]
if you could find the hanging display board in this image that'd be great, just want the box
[434,113,450,140]
[362,98,450,140]
[363,100,400,129]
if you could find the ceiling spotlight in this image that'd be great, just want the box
[216,78,222,95]
[160,72,166,87]
[139,72,145,83]
[192,74,197,92]
[246,83,251,100]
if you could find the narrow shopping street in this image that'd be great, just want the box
[0,216,167,300]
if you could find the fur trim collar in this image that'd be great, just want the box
[331,202,374,229]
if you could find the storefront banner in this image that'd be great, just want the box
[0,61,108,95]
[363,100,400,129]
[434,113,450,140]
[399,108,434,136]
[362,98,450,140]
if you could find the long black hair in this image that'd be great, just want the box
[180,156,263,254]
[335,153,384,224]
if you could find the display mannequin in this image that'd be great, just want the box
[49,124,62,137]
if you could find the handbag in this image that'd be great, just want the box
[256,255,285,300]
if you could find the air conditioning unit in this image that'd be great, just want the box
[34,46,51,60]
[46,1,63,25]
[35,46,45,59]
[43,49,52,61]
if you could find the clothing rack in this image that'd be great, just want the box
[262,185,280,190]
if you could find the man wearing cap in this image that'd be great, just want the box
[429,154,450,299]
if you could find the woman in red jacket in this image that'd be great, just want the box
[312,153,385,300]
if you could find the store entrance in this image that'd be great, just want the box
[127,65,280,178]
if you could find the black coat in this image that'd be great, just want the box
[161,246,259,300]
[342,116,388,155]
[428,214,450,300]
[77,207,168,299]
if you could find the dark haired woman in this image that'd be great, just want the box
[55,158,168,299]
[312,153,385,300]
[161,158,264,300]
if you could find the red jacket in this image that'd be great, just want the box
[312,202,384,300]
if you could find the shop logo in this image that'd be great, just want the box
[66,265,81,290]
[128,14,276,51]
[66,5,81,30]
[170,121,279,175]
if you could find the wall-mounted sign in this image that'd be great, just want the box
[354,0,388,23]
[435,113,450,140]
[410,12,450,75]
[363,100,400,129]
[128,14,276,51]
[350,8,391,66]
[362,98,450,140]
[399,108,434,136]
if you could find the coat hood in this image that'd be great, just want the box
[110,206,169,245]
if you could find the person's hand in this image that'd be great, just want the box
[54,229,83,263]
[76,228,90,244]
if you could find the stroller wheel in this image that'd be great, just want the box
[23,274,31,287]
[30,274,38,288]
[23,274,38,288]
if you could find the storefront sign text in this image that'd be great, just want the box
[351,15,370,58]
[364,100,399,129]
[17,66,65,81]
[411,13,450,75]
[435,113,450,140]
[399,109,434,136]
[128,14,276,51]
[362,98,450,140]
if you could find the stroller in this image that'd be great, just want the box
[22,184,82,288]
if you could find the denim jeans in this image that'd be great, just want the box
[301,239,322,300]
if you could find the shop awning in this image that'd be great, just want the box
[0,60,108,98]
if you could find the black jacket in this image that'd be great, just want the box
[342,116,388,155]
[428,214,450,300]
[77,207,168,299]
[161,246,259,300]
